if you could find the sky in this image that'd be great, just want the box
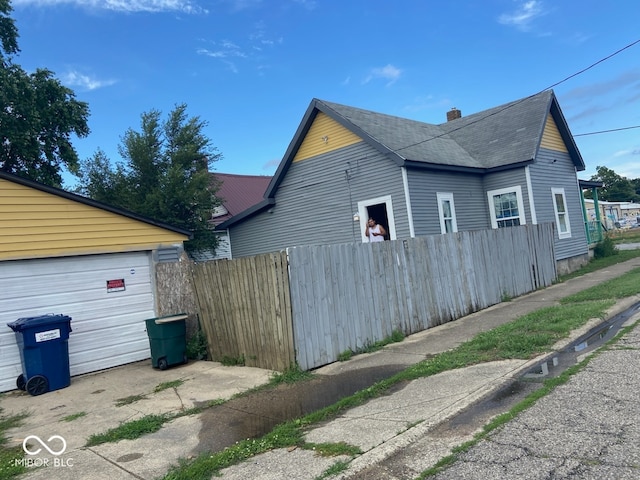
[9,0,640,187]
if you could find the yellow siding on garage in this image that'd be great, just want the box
[540,114,568,153]
[0,178,188,261]
[293,112,362,162]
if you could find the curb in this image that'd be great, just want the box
[335,295,640,479]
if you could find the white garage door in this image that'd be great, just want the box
[0,251,155,392]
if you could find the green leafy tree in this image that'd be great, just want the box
[0,0,18,66]
[76,104,222,254]
[588,165,640,202]
[0,0,90,186]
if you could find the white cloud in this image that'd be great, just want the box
[498,0,545,31]
[13,0,207,14]
[363,64,402,86]
[197,40,247,59]
[199,23,282,74]
[61,70,116,90]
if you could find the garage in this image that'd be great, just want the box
[0,171,190,392]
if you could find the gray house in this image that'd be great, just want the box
[219,90,589,274]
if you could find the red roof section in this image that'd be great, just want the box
[211,173,272,226]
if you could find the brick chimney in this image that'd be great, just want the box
[446,107,462,122]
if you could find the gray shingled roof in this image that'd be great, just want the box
[317,90,556,170]
[218,90,585,230]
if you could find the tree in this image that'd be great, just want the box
[631,177,640,197]
[588,166,640,202]
[0,0,19,66]
[0,0,90,187]
[76,104,222,254]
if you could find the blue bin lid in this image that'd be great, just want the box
[7,314,72,332]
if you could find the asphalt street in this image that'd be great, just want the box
[429,315,640,479]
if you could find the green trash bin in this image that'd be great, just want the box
[144,314,188,370]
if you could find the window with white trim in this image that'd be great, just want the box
[487,186,526,228]
[551,187,571,238]
[436,192,458,234]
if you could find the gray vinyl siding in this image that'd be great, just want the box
[407,169,489,236]
[483,168,531,224]
[530,148,588,260]
[229,142,408,257]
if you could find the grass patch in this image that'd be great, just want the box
[303,441,362,457]
[558,249,640,282]
[337,349,353,362]
[610,229,640,244]
[360,329,405,354]
[163,422,303,480]
[561,267,640,303]
[269,363,313,386]
[337,329,406,361]
[315,460,350,480]
[154,379,184,393]
[85,414,168,446]
[221,354,245,366]
[61,411,87,422]
[115,394,147,407]
[0,408,29,480]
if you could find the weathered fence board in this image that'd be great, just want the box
[191,251,295,371]
[288,223,556,370]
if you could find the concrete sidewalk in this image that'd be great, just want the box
[3,256,640,480]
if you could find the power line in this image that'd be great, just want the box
[394,38,640,153]
[574,125,640,137]
[541,38,640,91]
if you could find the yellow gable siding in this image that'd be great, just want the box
[293,112,362,162]
[0,179,188,261]
[540,114,568,153]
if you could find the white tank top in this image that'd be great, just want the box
[369,225,384,242]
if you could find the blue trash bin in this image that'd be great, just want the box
[7,314,72,396]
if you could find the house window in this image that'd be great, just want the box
[551,187,571,238]
[436,192,458,234]
[487,186,526,228]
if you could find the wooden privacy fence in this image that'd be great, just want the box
[191,223,557,371]
[191,251,295,371]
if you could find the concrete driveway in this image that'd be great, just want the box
[2,359,273,479]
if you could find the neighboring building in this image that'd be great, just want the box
[219,90,590,274]
[0,171,190,393]
[584,198,640,228]
[207,173,272,260]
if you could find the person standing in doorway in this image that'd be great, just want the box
[365,218,386,242]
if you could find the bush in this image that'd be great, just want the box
[593,236,618,259]
[186,329,209,360]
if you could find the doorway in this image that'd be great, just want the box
[358,195,396,242]
[366,203,390,240]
